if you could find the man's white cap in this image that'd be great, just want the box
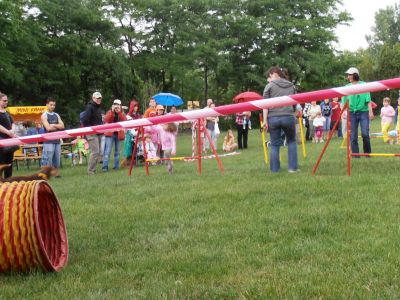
[345,67,359,75]
[92,91,102,98]
[113,99,122,105]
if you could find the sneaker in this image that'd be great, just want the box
[288,169,300,173]
[88,171,96,176]
[102,167,108,172]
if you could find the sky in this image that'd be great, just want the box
[335,0,399,51]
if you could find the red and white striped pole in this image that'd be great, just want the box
[2,77,400,148]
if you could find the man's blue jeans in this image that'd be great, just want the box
[41,143,61,168]
[350,111,371,154]
[103,135,121,170]
[268,115,298,172]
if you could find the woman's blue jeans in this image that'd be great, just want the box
[103,135,121,169]
[268,115,298,172]
[350,111,371,154]
[323,117,331,132]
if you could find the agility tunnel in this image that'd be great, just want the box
[0,180,68,272]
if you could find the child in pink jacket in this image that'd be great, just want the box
[380,97,395,143]
[159,123,177,174]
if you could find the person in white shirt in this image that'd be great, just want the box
[313,111,325,143]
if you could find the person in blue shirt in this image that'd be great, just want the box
[41,97,64,173]
[26,121,38,135]
[320,99,332,140]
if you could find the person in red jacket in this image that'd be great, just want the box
[330,97,342,138]
[128,99,142,120]
[102,99,127,172]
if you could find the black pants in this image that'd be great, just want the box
[304,118,311,140]
[236,124,249,149]
[0,149,13,178]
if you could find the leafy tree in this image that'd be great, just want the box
[0,0,37,100]
[9,0,139,124]
[368,4,400,48]
[364,4,400,104]
[0,0,354,125]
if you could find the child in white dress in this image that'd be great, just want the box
[313,111,325,143]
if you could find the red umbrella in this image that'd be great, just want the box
[233,91,263,103]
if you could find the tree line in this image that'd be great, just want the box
[0,0,399,126]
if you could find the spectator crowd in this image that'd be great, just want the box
[1,66,399,178]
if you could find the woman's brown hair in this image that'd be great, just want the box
[266,67,288,79]
[165,123,177,133]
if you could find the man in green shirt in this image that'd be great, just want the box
[342,67,374,155]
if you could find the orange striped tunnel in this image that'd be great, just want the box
[0,180,68,272]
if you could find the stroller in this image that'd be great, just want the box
[134,139,145,165]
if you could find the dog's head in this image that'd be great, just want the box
[38,166,59,180]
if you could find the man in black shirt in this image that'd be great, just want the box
[82,92,103,175]
[0,92,18,178]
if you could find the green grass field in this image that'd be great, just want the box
[2,121,400,299]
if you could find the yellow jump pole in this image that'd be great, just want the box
[340,133,347,149]
[259,114,268,165]
[367,135,397,139]
[298,116,307,158]
[352,153,400,157]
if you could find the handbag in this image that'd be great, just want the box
[214,122,220,135]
